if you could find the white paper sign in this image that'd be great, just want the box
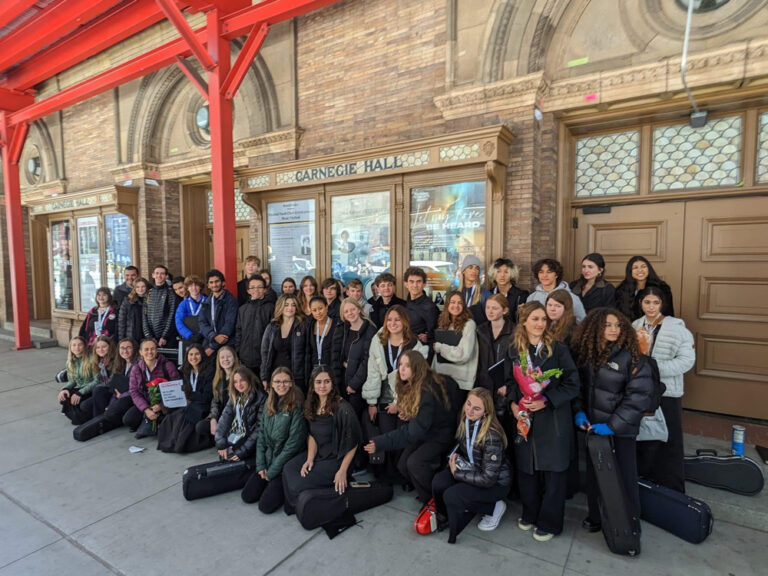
[159,379,187,409]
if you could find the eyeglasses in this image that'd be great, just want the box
[273,380,293,385]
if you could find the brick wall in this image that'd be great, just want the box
[60,92,117,193]
[137,179,182,276]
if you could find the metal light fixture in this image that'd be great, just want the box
[681,0,708,128]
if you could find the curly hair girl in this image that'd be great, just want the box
[572,307,641,370]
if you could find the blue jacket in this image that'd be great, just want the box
[198,290,239,351]
[175,295,208,340]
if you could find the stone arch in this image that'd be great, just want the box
[126,46,282,164]
[480,0,518,83]
[19,119,59,187]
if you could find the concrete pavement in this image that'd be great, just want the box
[0,343,765,576]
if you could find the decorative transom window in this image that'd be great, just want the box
[206,189,251,224]
[652,115,742,191]
[574,130,639,198]
[757,112,768,184]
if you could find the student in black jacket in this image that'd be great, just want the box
[237,256,261,305]
[215,367,266,462]
[614,255,674,321]
[370,272,406,328]
[572,307,655,543]
[475,294,515,396]
[157,344,215,453]
[570,253,616,314]
[320,277,342,321]
[79,287,118,345]
[261,294,308,392]
[307,296,340,370]
[488,257,529,324]
[118,278,148,342]
[432,388,512,542]
[365,350,458,504]
[113,265,138,309]
[199,269,239,358]
[505,302,580,543]
[143,265,178,347]
[331,298,377,419]
[283,367,362,512]
[234,275,274,377]
[403,266,439,356]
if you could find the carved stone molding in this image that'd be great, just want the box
[434,72,545,120]
[238,127,303,159]
[435,38,768,118]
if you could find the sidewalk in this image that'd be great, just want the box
[0,343,765,576]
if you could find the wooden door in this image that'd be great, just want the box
[205,225,250,282]
[572,202,685,300]
[681,197,768,419]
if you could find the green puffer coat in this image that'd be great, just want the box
[256,401,308,479]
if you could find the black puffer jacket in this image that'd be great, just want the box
[143,284,177,341]
[214,387,266,460]
[574,346,655,437]
[331,320,377,393]
[475,318,515,392]
[453,426,512,488]
[505,342,580,474]
[260,319,308,390]
[118,296,144,342]
[234,298,274,371]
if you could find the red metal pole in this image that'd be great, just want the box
[206,9,237,293]
[0,112,32,350]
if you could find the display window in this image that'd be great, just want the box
[51,220,74,311]
[266,199,316,289]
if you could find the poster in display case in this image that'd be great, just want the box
[330,191,390,298]
[409,181,486,300]
[267,199,315,290]
[51,220,74,310]
[77,216,102,311]
[105,213,132,291]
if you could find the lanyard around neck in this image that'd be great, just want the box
[387,341,402,371]
[315,318,331,363]
[465,418,480,464]
[190,371,198,392]
[465,285,476,306]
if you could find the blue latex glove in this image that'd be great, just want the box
[591,423,613,436]
[574,411,589,429]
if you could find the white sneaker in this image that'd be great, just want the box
[477,500,507,531]
[517,517,534,531]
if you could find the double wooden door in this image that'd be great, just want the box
[573,197,768,419]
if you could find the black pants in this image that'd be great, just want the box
[376,408,404,481]
[397,439,453,504]
[586,435,640,523]
[282,452,341,512]
[432,468,508,542]
[102,395,134,427]
[636,397,685,493]
[517,468,568,534]
[122,405,144,431]
[61,395,93,425]
[241,472,285,513]
[91,385,114,417]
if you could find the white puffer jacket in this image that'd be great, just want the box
[432,319,479,391]
[632,316,695,398]
[361,330,428,406]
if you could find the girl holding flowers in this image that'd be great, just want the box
[504,302,580,542]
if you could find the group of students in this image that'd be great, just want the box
[56,251,695,550]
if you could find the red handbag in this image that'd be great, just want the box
[414,498,438,534]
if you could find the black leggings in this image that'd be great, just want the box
[432,468,508,542]
[241,472,285,514]
[122,405,144,431]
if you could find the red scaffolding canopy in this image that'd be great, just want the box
[0,0,340,349]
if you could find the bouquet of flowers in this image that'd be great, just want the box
[145,378,167,432]
[512,350,562,441]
